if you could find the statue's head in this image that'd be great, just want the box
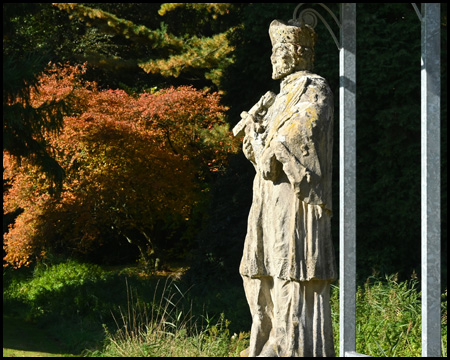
[269,20,317,80]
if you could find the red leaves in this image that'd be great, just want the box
[3,63,238,267]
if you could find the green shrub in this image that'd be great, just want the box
[3,260,109,319]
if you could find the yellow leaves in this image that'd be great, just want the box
[52,3,76,11]
[158,3,184,16]
[158,3,232,18]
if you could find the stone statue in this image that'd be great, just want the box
[234,19,337,357]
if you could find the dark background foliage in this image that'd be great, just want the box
[3,3,447,286]
[192,3,447,286]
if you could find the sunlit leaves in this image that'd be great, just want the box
[138,30,236,87]
[158,3,232,18]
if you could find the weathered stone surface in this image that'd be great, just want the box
[235,19,336,357]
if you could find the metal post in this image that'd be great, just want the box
[339,3,357,358]
[420,3,441,357]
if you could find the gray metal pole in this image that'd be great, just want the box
[420,3,441,357]
[339,3,357,357]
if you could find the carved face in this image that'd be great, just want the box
[271,43,314,80]
[270,43,297,80]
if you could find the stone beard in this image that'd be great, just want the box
[237,20,336,357]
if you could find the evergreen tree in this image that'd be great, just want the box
[53,3,238,89]
[3,4,72,190]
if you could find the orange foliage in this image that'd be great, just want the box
[3,63,239,267]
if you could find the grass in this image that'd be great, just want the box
[331,273,447,357]
[85,278,249,357]
[3,260,447,357]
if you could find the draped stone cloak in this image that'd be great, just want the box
[239,70,337,282]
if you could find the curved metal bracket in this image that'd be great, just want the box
[411,3,423,21]
[292,3,341,50]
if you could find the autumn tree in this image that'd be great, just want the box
[3,63,238,268]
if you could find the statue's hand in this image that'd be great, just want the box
[243,132,256,164]
[240,111,252,122]
[242,111,258,134]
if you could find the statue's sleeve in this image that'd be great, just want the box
[270,138,324,205]
[270,77,333,207]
